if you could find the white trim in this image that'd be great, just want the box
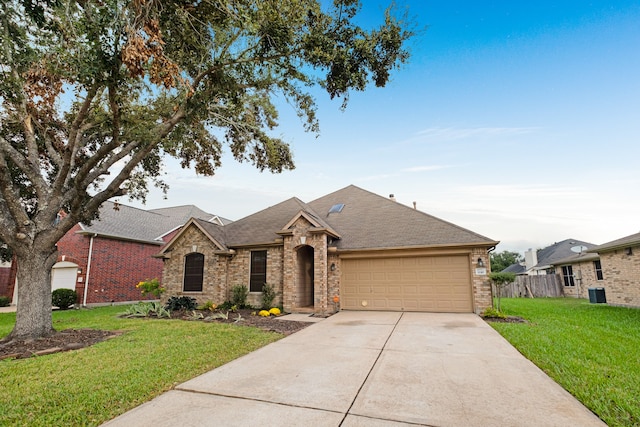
[83,234,96,306]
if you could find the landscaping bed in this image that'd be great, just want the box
[0,308,311,360]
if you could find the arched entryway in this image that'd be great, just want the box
[296,245,314,308]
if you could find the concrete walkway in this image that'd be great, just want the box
[104,312,605,426]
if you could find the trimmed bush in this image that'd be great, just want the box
[52,288,78,310]
[0,296,10,307]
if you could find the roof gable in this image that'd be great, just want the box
[78,201,225,244]
[157,218,228,257]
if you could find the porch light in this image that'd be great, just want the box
[477,258,485,268]
[330,263,336,271]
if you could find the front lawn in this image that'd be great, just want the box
[0,306,282,426]
[491,298,640,427]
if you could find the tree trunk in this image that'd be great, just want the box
[5,248,58,340]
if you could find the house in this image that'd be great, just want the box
[10,202,229,306]
[550,251,602,299]
[502,239,596,277]
[584,232,640,307]
[158,185,499,314]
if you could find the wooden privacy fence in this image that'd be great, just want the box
[494,274,564,298]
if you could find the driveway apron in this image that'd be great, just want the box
[104,312,605,426]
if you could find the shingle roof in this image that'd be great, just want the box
[219,197,318,246]
[78,201,222,244]
[533,238,596,269]
[176,185,498,251]
[588,231,640,253]
[551,251,600,266]
[502,263,526,274]
[309,185,497,250]
[149,206,232,226]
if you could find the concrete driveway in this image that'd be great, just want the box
[104,312,605,426]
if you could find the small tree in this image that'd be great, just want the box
[489,272,516,312]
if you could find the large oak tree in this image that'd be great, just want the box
[0,0,412,340]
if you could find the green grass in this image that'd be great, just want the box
[0,306,282,426]
[492,298,640,427]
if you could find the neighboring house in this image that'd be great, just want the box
[550,251,602,299]
[585,232,640,308]
[158,185,499,315]
[11,202,229,306]
[502,239,596,276]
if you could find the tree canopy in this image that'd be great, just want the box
[0,0,413,339]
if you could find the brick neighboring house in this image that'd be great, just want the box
[584,232,640,308]
[551,251,603,299]
[10,202,229,306]
[158,185,499,315]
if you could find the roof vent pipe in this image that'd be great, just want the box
[413,201,417,209]
[389,194,396,202]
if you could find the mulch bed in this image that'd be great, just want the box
[482,315,527,323]
[0,309,312,361]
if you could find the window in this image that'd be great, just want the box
[561,265,575,287]
[328,203,345,214]
[594,260,604,281]
[184,253,204,292]
[250,250,267,292]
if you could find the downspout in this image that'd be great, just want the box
[83,234,96,306]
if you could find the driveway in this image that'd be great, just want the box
[104,312,604,426]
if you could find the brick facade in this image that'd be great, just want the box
[598,246,640,307]
[0,265,11,298]
[55,224,164,305]
[471,248,493,313]
[554,260,603,299]
[162,221,494,315]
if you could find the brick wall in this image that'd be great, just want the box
[471,248,492,314]
[554,260,603,299]
[599,246,640,307]
[56,224,164,304]
[0,266,10,298]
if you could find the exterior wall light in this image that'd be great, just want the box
[477,258,485,268]
[330,263,336,271]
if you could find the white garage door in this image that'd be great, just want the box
[341,255,473,312]
[51,263,78,292]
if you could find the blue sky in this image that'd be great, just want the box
[127,1,640,255]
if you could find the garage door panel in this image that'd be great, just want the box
[341,255,472,312]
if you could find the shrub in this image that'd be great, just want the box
[269,307,281,316]
[135,278,165,298]
[482,307,507,319]
[121,302,170,318]
[164,296,197,311]
[197,300,217,311]
[258,310,270,317]
[52,288,78,310]
[0,296,10,307]
[231,285,248,307]
[261,283,277,310]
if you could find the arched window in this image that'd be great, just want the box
[184,253,204,292]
